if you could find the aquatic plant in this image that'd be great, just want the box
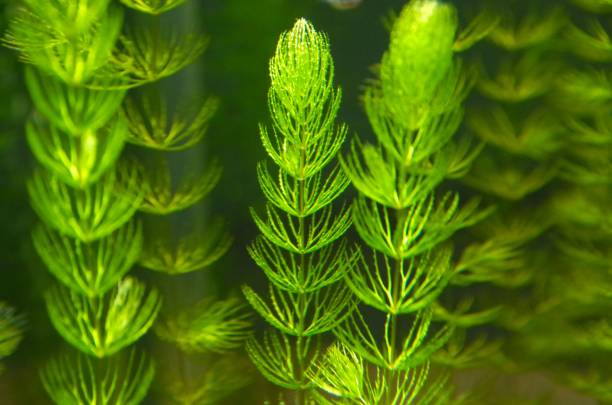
[0,303,23,373]
[507,1,612,400]
[243,18,354,403]
[0,0,610,403]
[305,1,499,403]
[451,1,570,374]
[443,0,612,402]
[5,0,253,402]
[120,4,253,405]
[0,0,235,403]
[4,0,164,400]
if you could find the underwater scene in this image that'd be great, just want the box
[0,0,610,403]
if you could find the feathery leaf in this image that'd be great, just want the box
[45,277,161,357]
[32,221,143,298]
[28,164,145,242]
[26,116,127,188]
[123,92,218,151]
[155,297,252,354]
[41,349,155,405]
[139,220,231,274]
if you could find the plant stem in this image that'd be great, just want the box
[385,156,410,403]
[294,135,308,405]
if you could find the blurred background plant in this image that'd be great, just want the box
[443,0,572,392]
[501,0,612,401]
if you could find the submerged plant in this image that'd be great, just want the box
[5,0,249,401]
[113,1,252,404]
[40,348,155,405]
[243,18,354,403]
[507,1,612,401]
[5,0,159,401]
[310,1,498,403]
[1,0,610,402]
[0,303,24,374]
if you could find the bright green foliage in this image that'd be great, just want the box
[28,165,145,242]
[3,0,608,402]
[379,0,456,118]
[0,303,24,372]
[32,221,143,298]
[41,349,155,405]
[24,65,128,194]
[7,0,162,401]
[250,203,350,255]
[341,0,477,301]
[244,282,353,338]
[25,67,126,136]
[351,194,487,261]
[119,0,189,15]
[17,0,113,37]
[244,18,354,396]
[245,331,318,391]
[248,237,352,294]
[309,344,450,405]
[5,4,123,85]
[315,1,491,402]
[26,117,127,188]
[123,93,219,151]
[335,309,452,372]
[346,247,453,315]
[108,26,208,87]
[156,297,251,353]
[45,277,161,358]
[256,164,349,220]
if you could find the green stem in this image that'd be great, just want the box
[294,137,308,405]
[385,156,410,403]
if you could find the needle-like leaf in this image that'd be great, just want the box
[45,277,161,357]
[41,349,155,405]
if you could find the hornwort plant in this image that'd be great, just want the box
[4,0,249,403]
[244,1,505,403]
[0,0,610,403]
[242,18,355,404]
[308,1,500,403]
